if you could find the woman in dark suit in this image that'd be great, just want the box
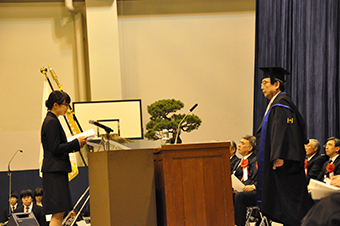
[41,91,87,226]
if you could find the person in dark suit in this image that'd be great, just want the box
[305,138,328,184]
[229,140,240,172]
[302,175,340,226]
[232,135,257,186]
[41,90,87,226]
[14,189,47,226]
[317,137,340,182]
[34,187,43,207]
[233,135,258,226]
[255,67,313,226]
[1,191,18,224]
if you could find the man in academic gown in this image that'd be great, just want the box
[256,67,314,226]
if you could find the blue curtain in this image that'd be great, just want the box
[253,0,340,149]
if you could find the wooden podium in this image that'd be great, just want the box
[153,142,234,226]
[88,149,158,226]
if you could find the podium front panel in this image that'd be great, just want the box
[154,142,234,226]
[88,149,157,226]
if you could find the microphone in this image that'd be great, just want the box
[174,103,198,144]
[89,119,113,133]
[189,103,198,112]
[8,149,23,172]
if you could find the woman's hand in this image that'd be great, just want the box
[77,136,88,148]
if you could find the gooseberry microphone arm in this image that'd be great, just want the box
[174,103,198,144]
[8,149,23,220]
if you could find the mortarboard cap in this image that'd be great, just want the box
[259,67,291,82]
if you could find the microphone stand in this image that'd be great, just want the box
[174,116,186,144]
[101,128,113,151]
[105,131,111,151]
[8,166,11,220]
[174,104,198,144]
[7,149,22,219]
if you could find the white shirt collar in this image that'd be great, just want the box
[269,91,281,104]
[24,202,33,212]
[242,152,252,160]
[307,153,317,161]
[330,154,339,163]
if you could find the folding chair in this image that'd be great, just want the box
[245,206,271,226]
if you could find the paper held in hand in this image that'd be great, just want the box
[67,129,96,142]
[232,174,245,192]
[308,179,340,200]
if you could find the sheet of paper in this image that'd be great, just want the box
[67,129,96,142]
[232,174,245,192]
[308,179,340,200]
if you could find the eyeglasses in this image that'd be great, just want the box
[60,103,70,107]
[323,143,335,148]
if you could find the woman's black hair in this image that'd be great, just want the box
[45,90,71,110]
[34,187,43,197]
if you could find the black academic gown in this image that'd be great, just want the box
[256,92,313,225]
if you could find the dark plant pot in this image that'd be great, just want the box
[169,136,182,144]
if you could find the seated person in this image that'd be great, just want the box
[34,187,43,207]
[305,138,328,184]
[229,140,240,172]
[1,191,18,224]
[232,135,258,226]
[14,189,47,226]
[317,137,340,182]
[302,175,340,226]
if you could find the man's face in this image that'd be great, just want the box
[21,196,32,207]
[261,78,279,100]
[9,197,17,206]
[305,140,317,157]
[325,140,340,158]
[237,138,252,157]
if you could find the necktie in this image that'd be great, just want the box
[25,206,29,213]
